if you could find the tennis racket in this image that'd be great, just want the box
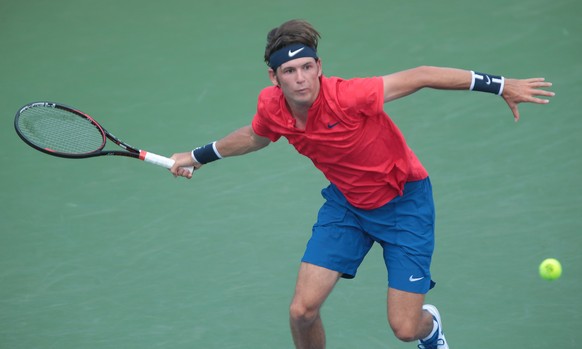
[14,101,193,173]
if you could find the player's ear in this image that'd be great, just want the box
[268,68,279,86]
[316,58,322,77]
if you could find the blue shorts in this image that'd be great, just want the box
[302,178,436,294]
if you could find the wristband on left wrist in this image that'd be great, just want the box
[470,71,505,96]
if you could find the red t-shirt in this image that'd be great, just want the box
[252,75,428,209]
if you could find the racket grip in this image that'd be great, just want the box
[139,151,194,174]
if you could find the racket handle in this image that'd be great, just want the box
[139,151,194,174]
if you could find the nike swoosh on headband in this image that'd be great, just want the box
[288,47,305,57]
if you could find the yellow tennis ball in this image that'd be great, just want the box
[539,258,562,280]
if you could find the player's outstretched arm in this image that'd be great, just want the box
[382,66,554,121]
[215,125,271,157]
[382,66,471,102]
[170,125,270,179]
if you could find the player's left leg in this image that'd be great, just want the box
[362,177,448,347]
[387,288,448,348]
[387,288,433,341]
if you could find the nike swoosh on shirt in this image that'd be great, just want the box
[409,275,424,282]
[327,122,339,128]
[288,47,305,57]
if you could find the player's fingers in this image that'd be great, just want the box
[533,89,555,98]
[170,165,190,178]
[525,77,546,83]
[512,105,520,122]
[504,99,520,122]
[527,96,551,105]
[531,81,553,88]
[178,168,193,179]
[169,163,180,176]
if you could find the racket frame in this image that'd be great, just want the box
[15,101,144,159]
[14,101,186,172]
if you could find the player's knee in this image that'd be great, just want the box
[289,301,319,325]
[389,318,418,342]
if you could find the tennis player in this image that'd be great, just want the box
[170,19,554,349]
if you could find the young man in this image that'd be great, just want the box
[170,20,554,349]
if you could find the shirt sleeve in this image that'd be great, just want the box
[251,113,281,142]
[251,89,282,142]
[335,77,384,118]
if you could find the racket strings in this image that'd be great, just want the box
[17,107,105,154]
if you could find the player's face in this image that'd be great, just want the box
[270,57,322,107]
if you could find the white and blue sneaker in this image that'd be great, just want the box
[418,304,449,349]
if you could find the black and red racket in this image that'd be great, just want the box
[14,101,192,173]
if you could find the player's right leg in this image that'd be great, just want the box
[289,262,341,349]
[291,184,373,348]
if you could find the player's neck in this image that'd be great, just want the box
[286,101,310,130]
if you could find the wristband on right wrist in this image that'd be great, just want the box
[191,141,222,164]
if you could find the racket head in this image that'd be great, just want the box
[14,102,107,158]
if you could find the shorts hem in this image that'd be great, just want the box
[388,279,436,294]
[300,258,357,279]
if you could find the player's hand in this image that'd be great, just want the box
[170,152,202,179]
[502,78,554,122]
